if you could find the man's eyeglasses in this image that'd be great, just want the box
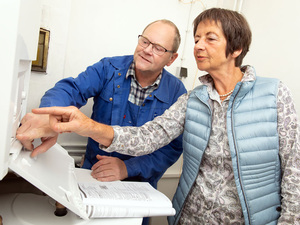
[138,35,174,56]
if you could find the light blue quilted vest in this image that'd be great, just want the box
[168,76,281,225]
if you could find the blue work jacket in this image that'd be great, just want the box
[40,55,187,188]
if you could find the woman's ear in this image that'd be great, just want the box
[232,49,242,58]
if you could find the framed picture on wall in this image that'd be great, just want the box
[31,28,50,72]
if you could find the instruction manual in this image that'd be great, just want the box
[76,168,175,218]
[9,142,175,219]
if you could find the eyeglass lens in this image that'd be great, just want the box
[138,35,169,55]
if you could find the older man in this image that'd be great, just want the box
[17,19,186,225]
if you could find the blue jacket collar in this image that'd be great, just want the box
[109,55,171,104]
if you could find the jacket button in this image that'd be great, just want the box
[142,103,145,106]
[118,73,121,76]
[276,207,282,212]
[149,94,152,97]
[117,85,120,88]
[109,97,113,101]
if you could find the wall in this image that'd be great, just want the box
[242,0,300,104]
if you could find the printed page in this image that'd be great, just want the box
[78,181,172,208]
[85,204,176,218]
[75,168,175,218]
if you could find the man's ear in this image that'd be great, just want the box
[166,52,178,66]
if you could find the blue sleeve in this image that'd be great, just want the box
[40,59,107,107]
[124,82,186,188]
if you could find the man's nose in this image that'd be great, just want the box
[143,43,154,54]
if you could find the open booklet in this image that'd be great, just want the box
[9,141,175,220]
[75,168,176,218]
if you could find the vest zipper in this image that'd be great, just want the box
[174,96,212,225]
[230,84,251,225]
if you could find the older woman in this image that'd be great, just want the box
[19,8,300,225]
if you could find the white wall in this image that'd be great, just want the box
[242,0,300,109]
[27,0,300,149]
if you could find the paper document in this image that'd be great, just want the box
[78,180,175,218]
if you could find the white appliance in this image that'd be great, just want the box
[0,1,142,224]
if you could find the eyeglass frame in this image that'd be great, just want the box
[138,35,174,55]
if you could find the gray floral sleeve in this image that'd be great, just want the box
[277,82,300,224]
[103,93,189,156]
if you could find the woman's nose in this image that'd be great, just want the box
[195,39,205,50]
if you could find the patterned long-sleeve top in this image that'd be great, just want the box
[104,66,300,224]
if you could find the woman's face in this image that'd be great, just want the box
[194,20,234,74]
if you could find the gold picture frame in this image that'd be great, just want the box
[31,28,50,72]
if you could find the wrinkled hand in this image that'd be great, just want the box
[31,106,93,137]
[16,113,58,157]
[91,155,128,181]
[31,106,114,147]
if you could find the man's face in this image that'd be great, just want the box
[133,22,178,77]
